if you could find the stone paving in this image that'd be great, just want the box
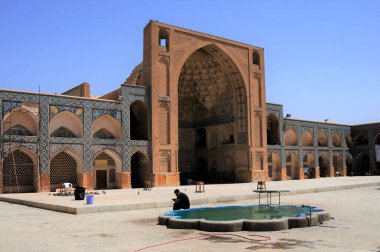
[1,177,380,251]
[0,176,380,214]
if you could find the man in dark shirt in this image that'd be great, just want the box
[172,189,190,210]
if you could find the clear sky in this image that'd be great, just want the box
[0,0,379,125]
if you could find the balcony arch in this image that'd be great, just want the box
[49,111,83,138]
[285,129,298,146]
[3,107,38,136]
[93,114,121,139]
[301,130,314,146]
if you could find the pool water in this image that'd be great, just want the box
[164,205,323,221]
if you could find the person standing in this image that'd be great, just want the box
[172,189,190,210]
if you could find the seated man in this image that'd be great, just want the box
[172,189,190,210]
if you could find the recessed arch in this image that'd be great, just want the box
[318,153,330,177]
[354,132,368,145]
[345,134,354,147]
[252,51,260,66]
[355,152,370,175]
[130,100,149,141]
[131,151,151,188]
[301,130,314,146]
[2,147,38,193]
[49,151,80,191]
[346,153,353,176]
[93,114,121,139]
[332,133,342,147]
[3,107,39,136]
[93,150,122,189]
[286,153,299,180]
[49,111,83,138]
[177,43,247,185]
[267,113,280,145]
[285,129,298,146]
[268,153,281,181]
[303,152,315,179]
[318,131,328,147]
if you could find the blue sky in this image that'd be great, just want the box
[0,0,379,125]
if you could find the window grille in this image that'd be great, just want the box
[50,152,77,187]
[3,150,34,188]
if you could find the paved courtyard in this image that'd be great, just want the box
[1,177,380,251]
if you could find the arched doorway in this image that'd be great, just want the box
[346,153,353,176]
[50,151,78,191]
[3,149,36,193]
[130,101,148,140]
[93,151,121,189]
[268,153,281,181]
[131,152,150,188]
[267,114,280,145]
[303,153,315,179]
[319,154,330,177]
[355,153,370,175]
[286,153,299,180]
[177,44,247,184]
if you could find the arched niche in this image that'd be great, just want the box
[158,28,169,50]
[3,107,38,136]
[49,111,83,138]
[268,153,281,181]
[158,57,170,96]
[252,51,260,67]
[130,101,149,141]
[159,103,170,144]
[286,153,299,180]
[318,131,328,147]
[301,130,314,146]
[267,113,280,145]
[285,129,298,146]
[93,114,122,139]
[332,133,342,147]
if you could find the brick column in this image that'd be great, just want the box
[39,173,50,192]
[299,167,304,180]
[329,167,335,177]
[281,167,287,180]
[315,167,320,178]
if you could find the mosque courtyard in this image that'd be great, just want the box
[0,177,380,252]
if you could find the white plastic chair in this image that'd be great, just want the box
[62,183,73,194]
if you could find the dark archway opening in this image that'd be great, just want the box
[355,154,370,175]
[319,156,329,177]
[131,152,150,188]
[267,114,280,145]
[130,101,148,140]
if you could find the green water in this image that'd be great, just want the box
[169,205,313,221]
